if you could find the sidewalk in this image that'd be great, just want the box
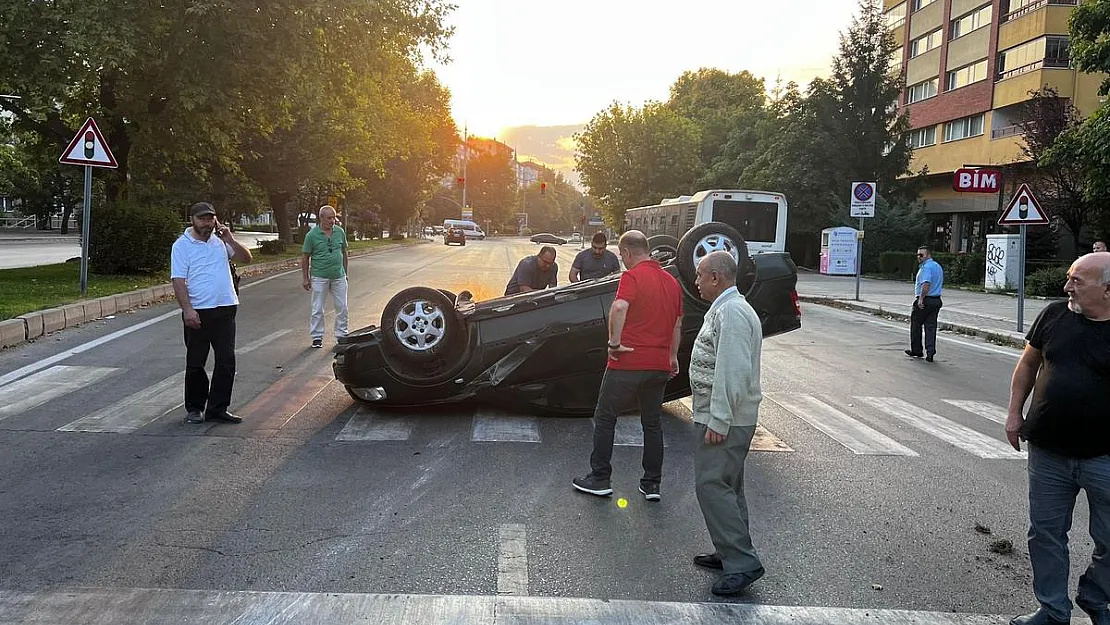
[0,229,79,243]
[796,270,1062,348]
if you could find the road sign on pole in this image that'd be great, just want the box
[850,182,877,300]
[998,183,1048,332]
[59,118,118,298]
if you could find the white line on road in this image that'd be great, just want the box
[497,523,529,596]
[336,407,414,441]
[58,372,181,433]
[0,365,119,420]
[239,329,293,354]
[857,396,1025,459]
[768,393,918,456]
[943,399,1009,425]
[471,413,541,443]
[614,416,647,447]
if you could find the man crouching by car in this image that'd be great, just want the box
[689,249,766,597]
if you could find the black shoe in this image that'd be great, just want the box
[638,483,661,502]
[905,349,923,358]
[1078,601,1110,625]
[184,410,204,424]
[572,475,612,496]
[925,354,934,362]
[206,411,243,424]
[311,338,323,348]
[711,566,765,596]
[1008,608,1070,625]
[693,553,723,570]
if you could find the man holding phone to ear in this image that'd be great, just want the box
[171,201,252,425]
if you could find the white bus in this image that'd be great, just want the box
[442,219,486,240]
[623,189,788,254]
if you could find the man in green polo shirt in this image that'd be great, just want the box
[301,205,349,348]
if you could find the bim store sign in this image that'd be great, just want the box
[952,167,1001,193]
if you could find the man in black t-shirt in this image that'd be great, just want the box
[504,246,558,296]
[570,232,621,282]
[1006,252,1110,625]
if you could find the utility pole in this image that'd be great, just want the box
[462,124,468,212]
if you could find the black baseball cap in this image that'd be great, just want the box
[189,202,216,217]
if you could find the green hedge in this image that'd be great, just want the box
[878,251,985,285]
[1025,266,1069,297]
[259,239,287,255]
[89,202,181,274]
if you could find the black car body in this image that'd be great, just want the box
[444,227,466,246]
[335,222,801,416]
[530,233,567,245]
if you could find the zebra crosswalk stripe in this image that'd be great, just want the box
[0,365,119,420]
[943,399,1008,425]
[768,393,918,456]
[472,413,541,443]
[858,397,1025,460]
[337,407,414,441]
[59,372,181,433]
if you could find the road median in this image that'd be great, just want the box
[0,239,424,351]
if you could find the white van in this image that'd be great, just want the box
[443,219,486,240]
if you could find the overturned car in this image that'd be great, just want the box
[333,221,801,417]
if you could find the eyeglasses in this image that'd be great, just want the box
[916,253,925,257]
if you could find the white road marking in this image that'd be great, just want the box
[471,413,540,443]
[58,372,181,433]
[858,396,1026,459]
[336,407,414,441]
[614,415,647,446]
[239,329,293,354]
[0,365,119,420]
[497,523,529,596]
[943,399,1008,425]
[678,397,793,452]
[768,393,918,456]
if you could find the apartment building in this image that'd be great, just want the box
[886,0,1104,253]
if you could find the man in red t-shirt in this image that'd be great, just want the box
[572,230,683,502]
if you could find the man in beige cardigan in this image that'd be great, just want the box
[688,250,765,597]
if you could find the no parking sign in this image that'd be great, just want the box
[850,182,876,217]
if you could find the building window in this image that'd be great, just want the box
[910,29,943,57]
[998,36,1069,79]
[885,2,907,29]
[906,78,939,103]
[951,4,992,39]
[889,46,904,72]
[908,126,937,148]
[1003,0,1078,23]
[913,0,936,10]
[944,114,986,142]
[947,59,989,90]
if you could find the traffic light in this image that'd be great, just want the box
[580,214,586,225]
[540,182,546,196]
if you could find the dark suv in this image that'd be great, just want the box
[443,227,466,246]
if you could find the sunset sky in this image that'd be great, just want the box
[428,0,864,139]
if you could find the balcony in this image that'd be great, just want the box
[997,57,1070,82]
[991,125,1026,140]
[993,64,1074,108]
[1002,0,1077,24]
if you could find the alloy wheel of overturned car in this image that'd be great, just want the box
[380,287,467,370]
[676,222,756,294]
[647,234,680,264]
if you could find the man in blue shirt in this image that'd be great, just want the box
[906,245,944,362]
[505,246,558,295]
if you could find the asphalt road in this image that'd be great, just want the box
[0,236,1089,623]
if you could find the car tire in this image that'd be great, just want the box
[676,222,756,294]
[648,234,680,264]
[380,287,468,369]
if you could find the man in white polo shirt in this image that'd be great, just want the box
[171,202,253,425]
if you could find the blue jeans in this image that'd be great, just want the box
[1026,444,1110,620]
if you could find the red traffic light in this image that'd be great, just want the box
[456,177,465,184]
[540,182,547,196]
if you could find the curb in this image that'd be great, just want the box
[798,296,1027,350]
[0,240,423,350]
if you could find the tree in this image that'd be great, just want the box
[575,101,701,227]
[666,68,768,188]
[1015,87,1091,252]
[463,148,517,229]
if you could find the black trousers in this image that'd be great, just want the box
[183,306,237,416]
[909,296,942,356]
[589,368,670,487]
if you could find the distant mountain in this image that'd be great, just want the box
[498,124,585,189]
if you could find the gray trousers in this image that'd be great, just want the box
[694,423,762,575]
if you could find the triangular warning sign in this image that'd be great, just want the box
[999,183,1048,226]
[59,117,118,168]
